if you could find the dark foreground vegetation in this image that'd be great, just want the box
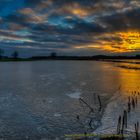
[73,89,140,140]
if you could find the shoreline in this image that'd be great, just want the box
[0,58,140,62]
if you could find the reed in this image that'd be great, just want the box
[127,96,131,113]
[123,110,127,128]
[79,98,94,113]
[98,95,102,112]
[117,115,121,134]
[88,118,93,130]
[135,121,139,140]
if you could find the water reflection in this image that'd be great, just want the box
[0,60,139,138]
[117,67,140,96]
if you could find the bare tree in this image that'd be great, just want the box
[12,51,19,59]
[0,49,4,59]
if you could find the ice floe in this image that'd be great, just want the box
[66,91,81,99]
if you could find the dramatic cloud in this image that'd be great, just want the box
[0,0,140,56]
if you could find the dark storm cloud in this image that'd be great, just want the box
[32,18,105,35]
[98,7,140,32]
[0,0,140,55]
[24,0,41,5]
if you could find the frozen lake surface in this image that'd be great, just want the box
[0,60,139,139]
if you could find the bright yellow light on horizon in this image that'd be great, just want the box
[74,31,140,53]
[117,31,140,51]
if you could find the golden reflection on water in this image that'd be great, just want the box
[116,64,140,96]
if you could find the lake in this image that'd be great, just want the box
[0,60,139,139]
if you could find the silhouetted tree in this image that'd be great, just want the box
[50,52,57,57]
[0,49,4,59]
[12,51,19,59]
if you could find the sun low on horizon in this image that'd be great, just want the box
[74,30,140,53]
[117,31,140,50]
[102,31,140,53]
[0,0,140,56]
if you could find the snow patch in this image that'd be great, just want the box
[54,113,61,117]
[94,93,140,134]
[66,92,81,99]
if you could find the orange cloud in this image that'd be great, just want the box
[18,8,47,23]
[74,31,140,53]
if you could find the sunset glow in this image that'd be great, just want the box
[117,31,140,51]
[74,31,140,53]
[0,0,140,56]
[0,1,140,139]
[104,31,140,53]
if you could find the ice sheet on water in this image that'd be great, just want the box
[54,113,62,117]
[66,91,81,99]
[80,82,86,86]
[0,92,41,137]
[94,92,140,134]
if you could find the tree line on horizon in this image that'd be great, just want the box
[0,48,19,59]
[0,48,140,60]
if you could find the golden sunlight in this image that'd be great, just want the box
[74,31,140,53]
[117,31,140,51]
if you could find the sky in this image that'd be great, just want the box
[0,0,140,57]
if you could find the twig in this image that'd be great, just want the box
[79,98,94,113]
